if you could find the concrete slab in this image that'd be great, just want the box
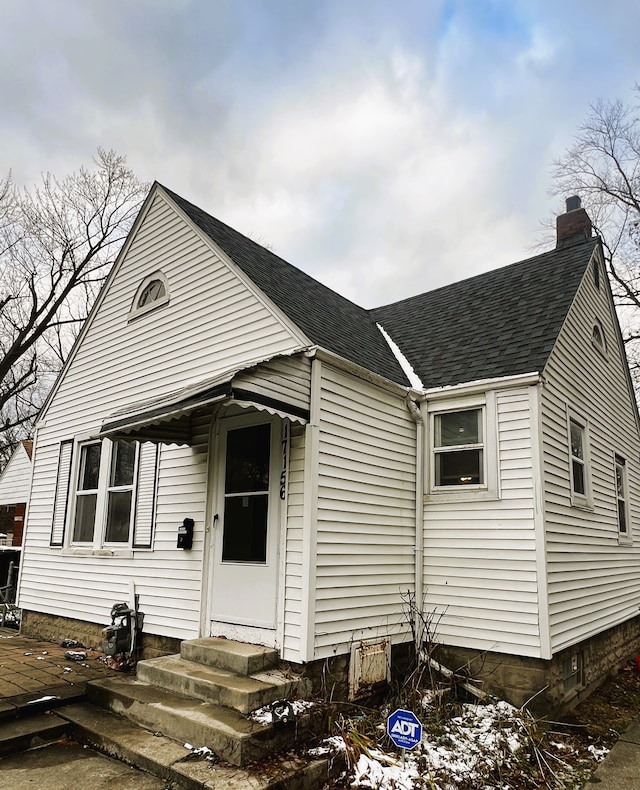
[181,638,279,676]
[0,741,166,789]
[620,717,640,745]
[588,739,640,788]
[0,712,68,755]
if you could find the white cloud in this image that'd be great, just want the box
[1,0,639,309]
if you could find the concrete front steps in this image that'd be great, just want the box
[56,637,333,788]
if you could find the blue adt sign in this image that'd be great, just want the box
[387,708,422,750]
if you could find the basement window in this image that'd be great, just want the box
[562,652,584,697]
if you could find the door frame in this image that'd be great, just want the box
[200,409,288,648]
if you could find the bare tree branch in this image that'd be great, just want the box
[0,149,147,463]
[552,87,640,382]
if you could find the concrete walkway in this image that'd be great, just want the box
[586,717,640,788]
[0,628,112,707]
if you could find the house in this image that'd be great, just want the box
[0,440,32,547]
[16,185,640,713]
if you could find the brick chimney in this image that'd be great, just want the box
[556,196,593,248]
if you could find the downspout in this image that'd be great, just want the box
[406,396,425,645]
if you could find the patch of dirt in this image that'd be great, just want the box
[560,659,640,748]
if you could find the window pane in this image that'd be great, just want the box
[436,410,481,447]
[570,422,584,460]
[105,490,133,542]
[112,441,136,487]
[225,424,271,494]
[80,444,102,490]
[436,449,482,486]
[616,465,625,497]
[73,494,97,542]
[222,494,268,562]
[138,279,166,307]
[572,460,585,495]
[618,499,628,534]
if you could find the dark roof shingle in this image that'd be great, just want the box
[162,186,409,386]
[371,239,598,388]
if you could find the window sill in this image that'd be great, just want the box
[425,489,500,504]
[61,548,133,559]
[570,498,594,512]
[618,535,633,547]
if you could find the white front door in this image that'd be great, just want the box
[209,414,281,632]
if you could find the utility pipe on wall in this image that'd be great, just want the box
[406,396,425,646]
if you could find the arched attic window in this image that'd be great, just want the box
[129,271,169,320]
[592,320,607,356]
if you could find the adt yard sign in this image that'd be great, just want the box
[387,708,422,750]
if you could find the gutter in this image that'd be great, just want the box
[405,396,425,644]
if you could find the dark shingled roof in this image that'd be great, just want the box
[161,185,409,386]
[371,238,599,388]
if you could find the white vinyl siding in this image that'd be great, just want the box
[542,250,640,653]
[19,189,302,640]
[0,444,33,505]
[282,423,305,660]
[234,355,312,415]
[423,388,541,657]
[312,365,416,658]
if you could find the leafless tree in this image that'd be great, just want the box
[552,87,640,381]
[0,149,147,466]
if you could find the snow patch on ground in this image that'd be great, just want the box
[319,699,597,789]
[249,699,315,725]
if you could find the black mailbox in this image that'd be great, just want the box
[177,518,194,550]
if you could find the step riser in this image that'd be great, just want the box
[0,718,68,756]
[181,639,279,675]
[61,701,334,790]
[87,680,307,767]
[137,660,311,714]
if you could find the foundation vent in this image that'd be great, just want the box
[349,638,391,700]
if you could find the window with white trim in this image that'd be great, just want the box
[568,413,591,507]
[129,271,169,320]
[432,407,485,488]
[72,439,139,545]
[615,454,630,538]
[50,439,158,550]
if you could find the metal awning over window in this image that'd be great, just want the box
[97,372,310,445]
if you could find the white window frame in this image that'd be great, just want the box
[567,409,592,509]
[591,319,607,357]
[615,453,632,544]
[67,436,140,552]
[426,392,499,502]
[128,270,170,321]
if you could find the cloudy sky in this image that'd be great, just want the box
[1,0,638,308]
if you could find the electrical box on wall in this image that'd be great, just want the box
[177,518,194,550]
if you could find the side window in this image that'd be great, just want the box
[105,441,137,543]
[568,413,591,507]
[72,440,139,546]
[51,439,159,551]
[615,454,630,540]
[73,443,102,542]
[433,408,484,487]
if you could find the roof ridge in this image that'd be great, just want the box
[372,237,599,313]
[158,184,370,317]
